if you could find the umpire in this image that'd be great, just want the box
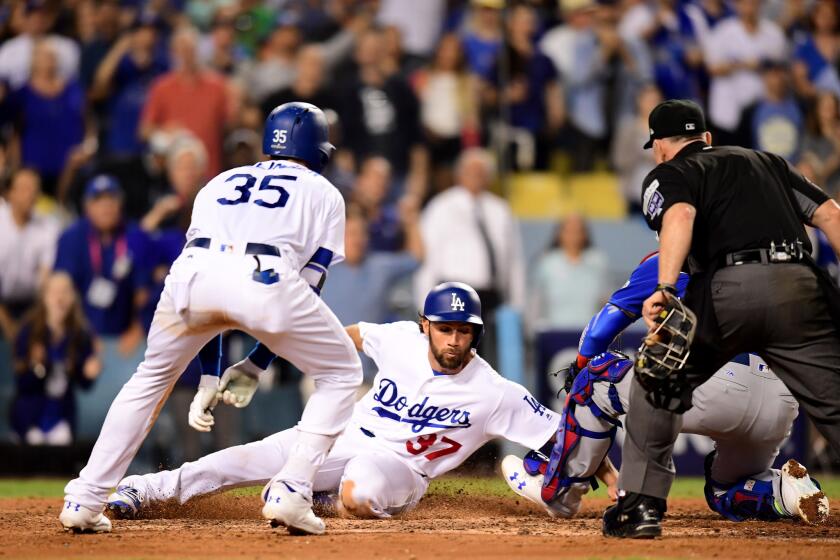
[604,99,840,538]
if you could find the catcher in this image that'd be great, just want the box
[502,253,829,525]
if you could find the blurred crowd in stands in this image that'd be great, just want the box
[1,0,840,452]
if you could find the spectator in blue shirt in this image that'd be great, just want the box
[7,39,85,197]
[10,271,101,445]
[744,61,804,162]
[792,0,840,101]
[89,14,169,158]
[349,156,404,252]
[78,0,121,89]
[459,0,504,80]
[54,175,153,354]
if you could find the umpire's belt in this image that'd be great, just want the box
[720,242,804,267]
[185,237,281,257]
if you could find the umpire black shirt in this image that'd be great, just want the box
[640,141,831,271]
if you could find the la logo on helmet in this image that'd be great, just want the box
[450,293,465,311]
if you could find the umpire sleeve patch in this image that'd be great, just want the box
[643,179,664,219]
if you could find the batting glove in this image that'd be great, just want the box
[219,358,264,408]
[188,375,221,432]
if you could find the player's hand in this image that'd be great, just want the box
[219,358,264,408]
[594,456,619,502]
[641,290,669,329]
[188,375,220,432]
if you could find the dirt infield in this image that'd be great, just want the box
[4,490,840,559]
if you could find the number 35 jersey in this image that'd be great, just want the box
[187,160,346,269]
[350,321,560,479]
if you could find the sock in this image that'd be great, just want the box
[274,430,335,493]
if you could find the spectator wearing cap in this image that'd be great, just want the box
[0,168,60,339]
[141,26,236,176]
[10,271,101,445]
[90,13,168,158]
[0,0,80,89]
[6,39,86,197]
[54,175,153,354]
[742,61,804,162]
[704,0,787,145]
[459,0,504,80]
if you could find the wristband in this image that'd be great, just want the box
[655,283,678,295]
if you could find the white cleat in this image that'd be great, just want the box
[501,455,568,518]
[262,480,326,535]
[59,501,112,533]
[106,476,147,519]
[780,459,830,525]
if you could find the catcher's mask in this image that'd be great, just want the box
[634,293,697,412]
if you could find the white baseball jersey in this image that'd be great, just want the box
[63,159,363,511]
[187,160,346,269]
[350,321,559,478]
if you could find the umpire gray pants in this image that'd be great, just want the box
[619,263,840,499]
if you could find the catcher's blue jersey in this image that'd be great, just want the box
[607,253,690,316]
[578,253,690,357]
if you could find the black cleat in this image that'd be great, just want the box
[602,492,666,539]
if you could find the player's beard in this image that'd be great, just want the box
[429,337,471,371]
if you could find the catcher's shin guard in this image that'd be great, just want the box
[542,352,632,503]
[703,452,783,522]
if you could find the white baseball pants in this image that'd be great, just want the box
[130,426,429,518]
[65,248,362,510]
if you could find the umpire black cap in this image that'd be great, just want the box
[643,99,707,149]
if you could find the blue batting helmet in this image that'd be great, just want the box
[262,102,335,173]
[422,282,484,347]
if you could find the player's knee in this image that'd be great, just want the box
[339,479,380,519]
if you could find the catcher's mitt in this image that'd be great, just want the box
[634,291,697,412]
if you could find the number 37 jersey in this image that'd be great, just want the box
[187,160,346,269]
[350,321,560,479]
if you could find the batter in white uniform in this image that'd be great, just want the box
[106,283,560,518]
[61,102,363,536]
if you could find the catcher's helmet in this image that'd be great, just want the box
[422,282,484,347]
[263,102,335,173]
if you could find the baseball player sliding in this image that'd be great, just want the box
[502,253,830,525]
[60,102,364,535]
[105,283,563,520]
